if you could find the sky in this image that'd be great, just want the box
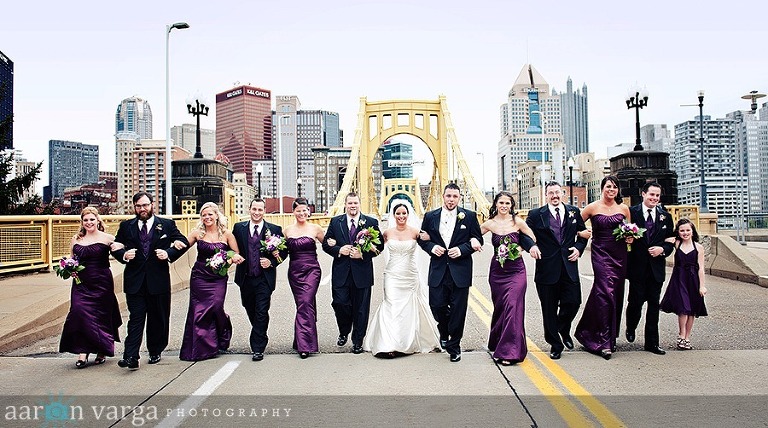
[2,0,767,192]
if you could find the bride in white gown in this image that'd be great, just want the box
[363,199,440,357]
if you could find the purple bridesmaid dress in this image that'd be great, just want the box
[487,232,528,362]
[287,236,321,353]
[179,241,232,361]
[59,243,122,356]
[575,213,627,353]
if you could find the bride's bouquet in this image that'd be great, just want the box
[496,235,521,267]
[206,249,236,276]
[612,220,646,252]
[54,256,85,285]
[355,227,381,255]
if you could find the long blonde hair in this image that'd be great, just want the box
[78,207,105,237]
[195,202,227,238]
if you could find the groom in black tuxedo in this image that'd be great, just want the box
[322,192,384,354]
[526,182,588,360]
[418,183,483,362]
[626,182,675,355]
[112,192,188,370]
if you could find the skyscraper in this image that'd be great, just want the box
[115,96,153,139]
[0,50,13,150]
[216,85,272,186]
[48,140,99,200]
[382,140,413,178]
[497,64,563,195]
[171,124,215,159]
[558,77,589,156]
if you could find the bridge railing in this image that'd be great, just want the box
[0,214,333,276]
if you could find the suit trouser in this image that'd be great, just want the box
[331,272,371,346]
[124,281,171,360]
[535,268,581,353]
[429,270,469,356]
[239,274,273,353]
[626,276,663,348]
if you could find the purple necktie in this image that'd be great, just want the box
[349,219,357,243]
[550,207,563,242]
[249,225,261,277]
[139,221,150,254]
[645,209,655,234]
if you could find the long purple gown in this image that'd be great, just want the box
[287,236,321,353]
[575,213,627,353]
[487,232,528,362]
[660,246,708,317]
[179,240,232,361]
[59,243,122,356]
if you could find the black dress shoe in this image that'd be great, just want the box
[549,350,562,360]
[352,344,364,354]
[645,346,666,355]
[118,357,139,370]
[601,349,612,360]
[148,355,161,364]
[252,352,264,361]
[449,353,461,362]
[626,330,636,343]
[337,335,348,346]
[561,334,574,350]
[299,352,309,359]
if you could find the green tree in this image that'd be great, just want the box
[0,82,45,215]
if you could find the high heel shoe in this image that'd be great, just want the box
[93,355,106,365]
[600,349,612,360]
[75,358,88,369]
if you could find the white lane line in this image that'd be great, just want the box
[156,360,241,428]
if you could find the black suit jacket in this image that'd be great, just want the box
[417,207,483,288]
[627,204,675,283]
[322,214,383,289]
[233,220,286,291]
[526,204,588,285]
[112,216,188,295]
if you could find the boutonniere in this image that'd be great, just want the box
[659,214,666,222]
[568,210,576,219]
[358,218,366,226]
[457,212,466,221]
[155,223,163,232]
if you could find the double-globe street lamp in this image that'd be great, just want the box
[567,157,574,205]
[255,163,263,198]
[165,21,189,215]
[186,98,209,159]
[737,90,767,244]
[682,91,709,213]
[626,86,649,151]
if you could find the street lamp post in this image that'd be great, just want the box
[567,157,574,205]
[318,185,325,214]
[626,86,649,151]
[297,177,302,198]
[164,21,189,216]
[738,90,767,244]
[255,163,263,198]
[516,174,522,209]
[697,91,708,213]
[186,98,208,159]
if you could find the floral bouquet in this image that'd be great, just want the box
[54,256,85,285]
[261,230,287,263]
[496,235,521,267]
[355,227,381,255]
[612,220,646,252]
[206,249,236,276]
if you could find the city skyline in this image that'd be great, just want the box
[1,0,765,193]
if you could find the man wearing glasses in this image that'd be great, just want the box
[112,192,188,370]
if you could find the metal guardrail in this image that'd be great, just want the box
[0,214,333,276]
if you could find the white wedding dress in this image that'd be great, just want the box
[363,239,440,355]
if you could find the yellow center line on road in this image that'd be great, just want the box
[468,286,626,427]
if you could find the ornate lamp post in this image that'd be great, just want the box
[737,90,767,244]
[297,177,302,198]
[186,98,209,159]
[255,163,263,198]
[164,21,189,215]
[697,91,708,213]
[567,157,574,205]
[626,86,649,151]
[516,174,522,209]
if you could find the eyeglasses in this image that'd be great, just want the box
[134,203,152,209]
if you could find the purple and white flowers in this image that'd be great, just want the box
[54,256,85,285]
[261,229,287,263]
[355,227,381,254]
[495,235,521,267]
[206,249,236,276]
[612,220,646,252]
